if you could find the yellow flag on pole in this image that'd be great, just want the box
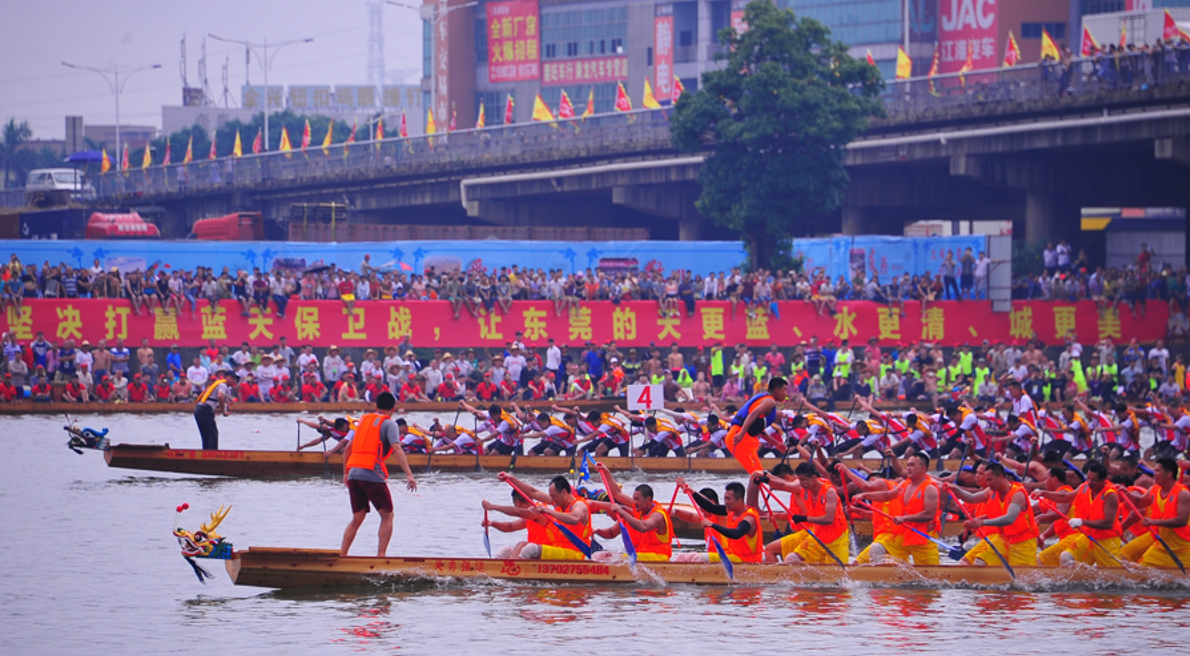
[895,47,912,79]
[476,102,486,128]
[426,109,438,135]
[279,126,293,159]
[183,136,193,165]
[233,129,243,157]
[642,79,661,109]
[321,121,333,156]
[531,94,555,122]
[101,148,111,173]
[141,144,152,170]
[1040,28,1060,61]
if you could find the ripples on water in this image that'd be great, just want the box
[3,412,1190,655]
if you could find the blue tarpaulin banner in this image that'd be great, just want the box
[1,235,984,279]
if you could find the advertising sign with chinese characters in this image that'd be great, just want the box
[938,0,998,74]
[487,0,541,83]
[542,56,629,85]
[654,5,674,100]
[2,300,1161,348]
[240,85,285,110]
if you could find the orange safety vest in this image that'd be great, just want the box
[970,500,997,539]
[723,506,763,563]
[792,479,848,543]
[1071,482,1122,541]
[1052,485,1075,539]
[551,498,593,551]
[627,501,673,559]
[345,412,391,478]
[986,482,1039,544]
[1149,482,1190,541]
[526,516,553,546]
[894,478,941,546]
[868,478,899,538]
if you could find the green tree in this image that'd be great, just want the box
[670,1,884,269]
[1,119,33,189]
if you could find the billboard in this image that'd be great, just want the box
[487,0,541,83]
[938,0,998,74]
[654,6,674,100]
[240,85,284,110]
[542,56,628,85]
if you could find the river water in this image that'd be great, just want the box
[4,412,1190,655]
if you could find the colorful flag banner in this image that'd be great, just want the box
[895,46,912,79]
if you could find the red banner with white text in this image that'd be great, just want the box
[0,300,1167,348]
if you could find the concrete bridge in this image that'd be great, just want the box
[93,59,1190,244]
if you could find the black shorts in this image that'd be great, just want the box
[530,440,572,455]
[583,437,628,456]
[488,440,523,456]
[347,478,393,514]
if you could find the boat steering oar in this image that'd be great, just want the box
[502,477,593,558]
[1035,498,1128,569]
[483,508,493,558]
[759,483,847,570]
[946,493,1017,581]
[597,466,638,567]
[680,486,735,581]
[856,501,970,562]
[1115,490,1185,575]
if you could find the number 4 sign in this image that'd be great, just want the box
[627,384,664,411]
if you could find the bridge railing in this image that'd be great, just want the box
[90,108,675,201]
[881,49,1190,114]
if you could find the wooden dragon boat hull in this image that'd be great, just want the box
[103,444,964,478]
[225,547,1184,591]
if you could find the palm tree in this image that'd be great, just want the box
[1,119,33,189]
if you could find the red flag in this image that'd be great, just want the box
[300,119,311,152]
[207,139,216,160]
[672,77,686,103]
[1080,26,1099,57]
[252,129,262,154]
[399,109,408,138]
[558,90,576,119]
[927,44,941,97]
[375,118,383,141]
[866,49,875,66]
[345,120,357,144]
[582,88,595,118]
[614,81,632,112]
[449,109,457,132]
[1004,31,1021,67]
[121,143,130,172]
[503,94,515,124]
[1164,9,1181,41]
[162,139,171,166]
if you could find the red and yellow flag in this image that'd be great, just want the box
[672,77,686,103]
[957,48,973,87]
[614,81,632,112]
[399,109,409,138]
[1080,26,1099,56]
[642,79,661,109]
[449,108,457,132]
[321,120,333,156]
[1004,30,1020,67]
[1040,28,1060,61]
[300,119,311,153]
[343,120,357,159]
[252,129,262,154]
[476,102,486,128]
[141,144,152,170]
[233,129,243,157]
[426,109,437,135]
[866,49,875,66]
[1164,9,1182,41]
[1120,22,1127,48]
[558,90,576,120]
[183,136,193,165]
[374,117,383,152]
[100,148,111,173]
[163,140,171,166]
[503,94,515,124]
[121,143,130,173]
[207,138,216,160]
[279,126,293,158]
[895,46,912,80]
[582,87,595,118]
[531,94,555,122]
[927,44,941,96]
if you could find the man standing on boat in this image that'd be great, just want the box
[194,370,237,450]
[340,391,418,557]
[725,377,790,473]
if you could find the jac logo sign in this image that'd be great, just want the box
[938,0,998,75]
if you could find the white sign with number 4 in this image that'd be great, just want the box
[627,384,664,411]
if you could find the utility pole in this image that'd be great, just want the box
[62,61,162,161]
[210,34,313,151]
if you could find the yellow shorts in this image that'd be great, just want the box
[1125,532,1190,569]
[635,552,670,563]
[792,532,850,565]
[708,552,746,564]
[1069,535,1124,568]
[778,531,809,560]
[967,534,1037,567]
[854,534,897,564]
[884,533,940,566]
[540,545,586,561]
[341,293,355,302]
[1039,534,1080,566]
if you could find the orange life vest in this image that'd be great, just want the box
[894,477,941,545]
[1149,482,1190,541]
[986,482,1039,544]
[792,478,848,543]
[551,498,593,552]
[1052,485,1075,538]
[525,516,553,546]
[627,501,673,559]
[1071,482,1122,540]
[344,412,391,478]
[868,478,899,538]
[723,506,763,563]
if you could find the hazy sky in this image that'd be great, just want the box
[0,0,424,140]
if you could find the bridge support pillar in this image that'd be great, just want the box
[1155,138,1190,167]
[841,206,871,235]
[1025,192,1064,245]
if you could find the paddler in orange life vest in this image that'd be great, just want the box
[339,391,418,557]
[1034,460,1123,567]
[498,472,593,560]
[588,462,674,563]
[725,377,790,474]
[759,462,850,565]
[944,460,1041,567]
[1119,457,1190,568]
[852,452,942,565]
[682,480,763,564]
[193,370,237,450]
[482,489,555,559]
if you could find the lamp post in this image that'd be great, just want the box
[61,62,162,161]
[208,34,314,151]
[388,1,478,125]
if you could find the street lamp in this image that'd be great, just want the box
[61,61,162,161]
[208,34,314,151]
[389,1,478,125]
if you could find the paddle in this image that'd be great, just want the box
[483,508,492,558]
[938,443,972,537]
[1035,498,1128,569]
[680,485,734,581]
[1115,488,1186,575]
[833,465,860,556]
[856,501,968,562]
[946,493,1017,581]
[473,415,482,473]
[503,477,593,558]
[779,398,806,468]
[759,483,847,570]
[666,485,683,548]
[597,466,638,567]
